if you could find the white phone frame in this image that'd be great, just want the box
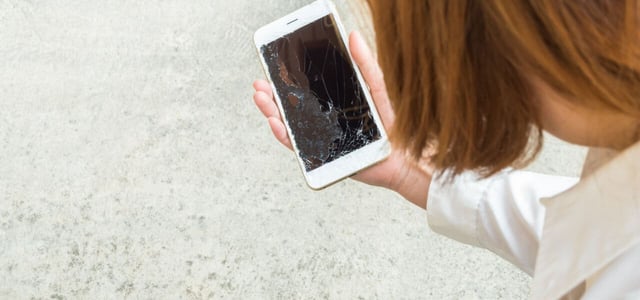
[254,0,390,190]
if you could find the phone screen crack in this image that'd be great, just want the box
[260,14,381,171]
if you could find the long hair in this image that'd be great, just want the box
[365,0,640,176]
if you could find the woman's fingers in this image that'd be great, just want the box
[268,117,293,150]
[253,79,293,150]
[253,90,279,119]
[253,80,273,99]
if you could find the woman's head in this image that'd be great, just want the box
[364,0,640,175]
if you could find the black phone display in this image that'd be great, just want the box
[260,15,382,171]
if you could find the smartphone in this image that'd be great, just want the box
[254,0,390,189]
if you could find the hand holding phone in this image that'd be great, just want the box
[254,30,397,184]
[253,30,431,207]
[254,0,391,189]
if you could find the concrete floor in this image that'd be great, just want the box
[0,1,587,299]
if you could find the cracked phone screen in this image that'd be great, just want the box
[261,15,381,171]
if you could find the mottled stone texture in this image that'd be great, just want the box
[0,1,586,299]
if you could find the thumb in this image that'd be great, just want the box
[349,30,394,128]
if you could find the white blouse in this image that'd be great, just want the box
[426,142,640,299]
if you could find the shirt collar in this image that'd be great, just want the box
[531,142,640,300]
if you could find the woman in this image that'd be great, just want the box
[253,1,640,298]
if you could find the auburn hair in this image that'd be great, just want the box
[364,0,640,176]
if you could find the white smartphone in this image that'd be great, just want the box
[254,0,390,190]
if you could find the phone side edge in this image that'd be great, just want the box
[328,2,389,142]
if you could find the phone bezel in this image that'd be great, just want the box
[253,0,390,190]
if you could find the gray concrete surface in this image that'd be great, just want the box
[0,1,587,299]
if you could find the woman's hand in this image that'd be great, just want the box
[252,31,431,209]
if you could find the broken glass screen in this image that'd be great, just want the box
[260,15,381,171]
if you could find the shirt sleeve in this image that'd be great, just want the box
[426,169,578,275]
